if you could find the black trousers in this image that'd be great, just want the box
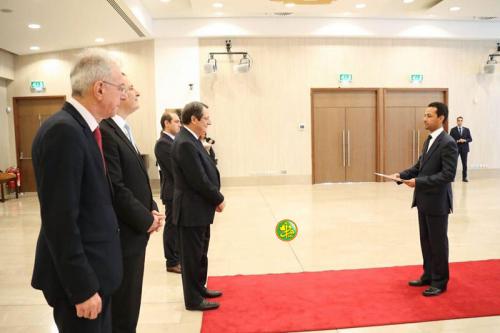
[52,295,111,333]
[111,250,146,333]
[417,210,449,290]
[458,149,468,180]
[179,225,210,307]
[163,200,179,267]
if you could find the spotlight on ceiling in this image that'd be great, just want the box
[205,40,252,74]
[204,54,217,74]
[484,42,500,74]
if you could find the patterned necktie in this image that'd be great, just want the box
[93,127,106,171]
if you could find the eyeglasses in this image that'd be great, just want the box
[102,80,127,93]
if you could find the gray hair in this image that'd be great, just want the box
[70,48,120,97]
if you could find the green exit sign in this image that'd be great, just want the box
[339,73,352,83]
[30,81,46,92]
[410,74,424,83]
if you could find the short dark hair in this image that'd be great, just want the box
[160,109,180,129]
[457,116,463,121]
[181,102,208,125]
[428,102,448,122]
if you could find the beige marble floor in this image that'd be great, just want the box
[1,171,499,333]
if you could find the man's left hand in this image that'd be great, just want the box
[403,178,416,188]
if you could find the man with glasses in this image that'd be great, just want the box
[31,48,126,332]
[100,74,164,333]
[171,102,225,311]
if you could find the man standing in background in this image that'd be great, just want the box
[31,49,126,332]
[450,116,473,182]
[100,74,164,333]
[155,110,182,274]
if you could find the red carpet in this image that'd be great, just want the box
[202,260,500,333]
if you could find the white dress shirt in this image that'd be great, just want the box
[68,98,98,132]
[427,127,444,152]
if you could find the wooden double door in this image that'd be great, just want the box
[14,96,66,192]
[312,88,448,184]
[312,89,377,183]
[383,89,447,175]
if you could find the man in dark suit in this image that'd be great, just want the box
[154,110,182,274]
[100,74,163,333]
[450,116,473,182]
[31,49,127,332]
[172,102,225,311]
[392,102,458,297]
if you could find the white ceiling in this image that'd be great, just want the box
[0,0,499,56]
[142,0,500,19]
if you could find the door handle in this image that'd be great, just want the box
[342,130,346,167]
[19,152,32,160]
[412,130,416,163]
[417,130,420,156]
[347,130,351,167]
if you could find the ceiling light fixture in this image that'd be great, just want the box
[403,0,414,3]
[285,2,296,8]
[449,6,461,11]
[160,0,171,3]
[213,2,223,8]
[28,23,41,29]
[30,46,40,51]
[204,40,252,74]
[355,3,366,9]
[95,38,105,43]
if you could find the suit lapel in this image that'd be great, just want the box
[64,104,106,176]
[105,118,148,176]
[422,131,444,166]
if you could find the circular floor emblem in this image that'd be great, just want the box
[276,219,298,241]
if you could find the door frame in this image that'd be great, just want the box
[381,88,448,174]
[310,88,383,184]
[13,95,66,191]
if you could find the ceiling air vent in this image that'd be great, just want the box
[273,12,294,16]
[474,16,498,21]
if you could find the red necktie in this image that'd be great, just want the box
[93,127,106,171]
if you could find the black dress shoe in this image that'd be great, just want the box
[202,289,223,298]
[422,286,446,297]
[166,264,182,274]
[186,300,220,311]
[408,279,431,287]
[463,179,469,182]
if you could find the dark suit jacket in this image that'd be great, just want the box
[155,132,174,204]
[400,131,458,216]
[31,102,122,306]
[171,127,224,227]
[449,126,472,153]
[100,118,158,257]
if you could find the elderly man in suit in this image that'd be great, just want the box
[392,102,458,297]
[450,116,473,182]
[31,49,126,332]
[155,110,182,274]
[100,74,163,333]
[172,102,225,311]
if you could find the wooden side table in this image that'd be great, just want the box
[0,173,18,202]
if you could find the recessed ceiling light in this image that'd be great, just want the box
[449,6,461,11]
[160,0,171,3]
[28,23,41,29]
[285,2,295,8]
[213,2,223,8]
[403,0,414,3]
[95,38,105,43]
[355,3,366,9]
[30,46,40,51]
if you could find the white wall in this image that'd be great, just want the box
[154,38,200,134]
[198,38,500,183]
[0,49,15,170]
